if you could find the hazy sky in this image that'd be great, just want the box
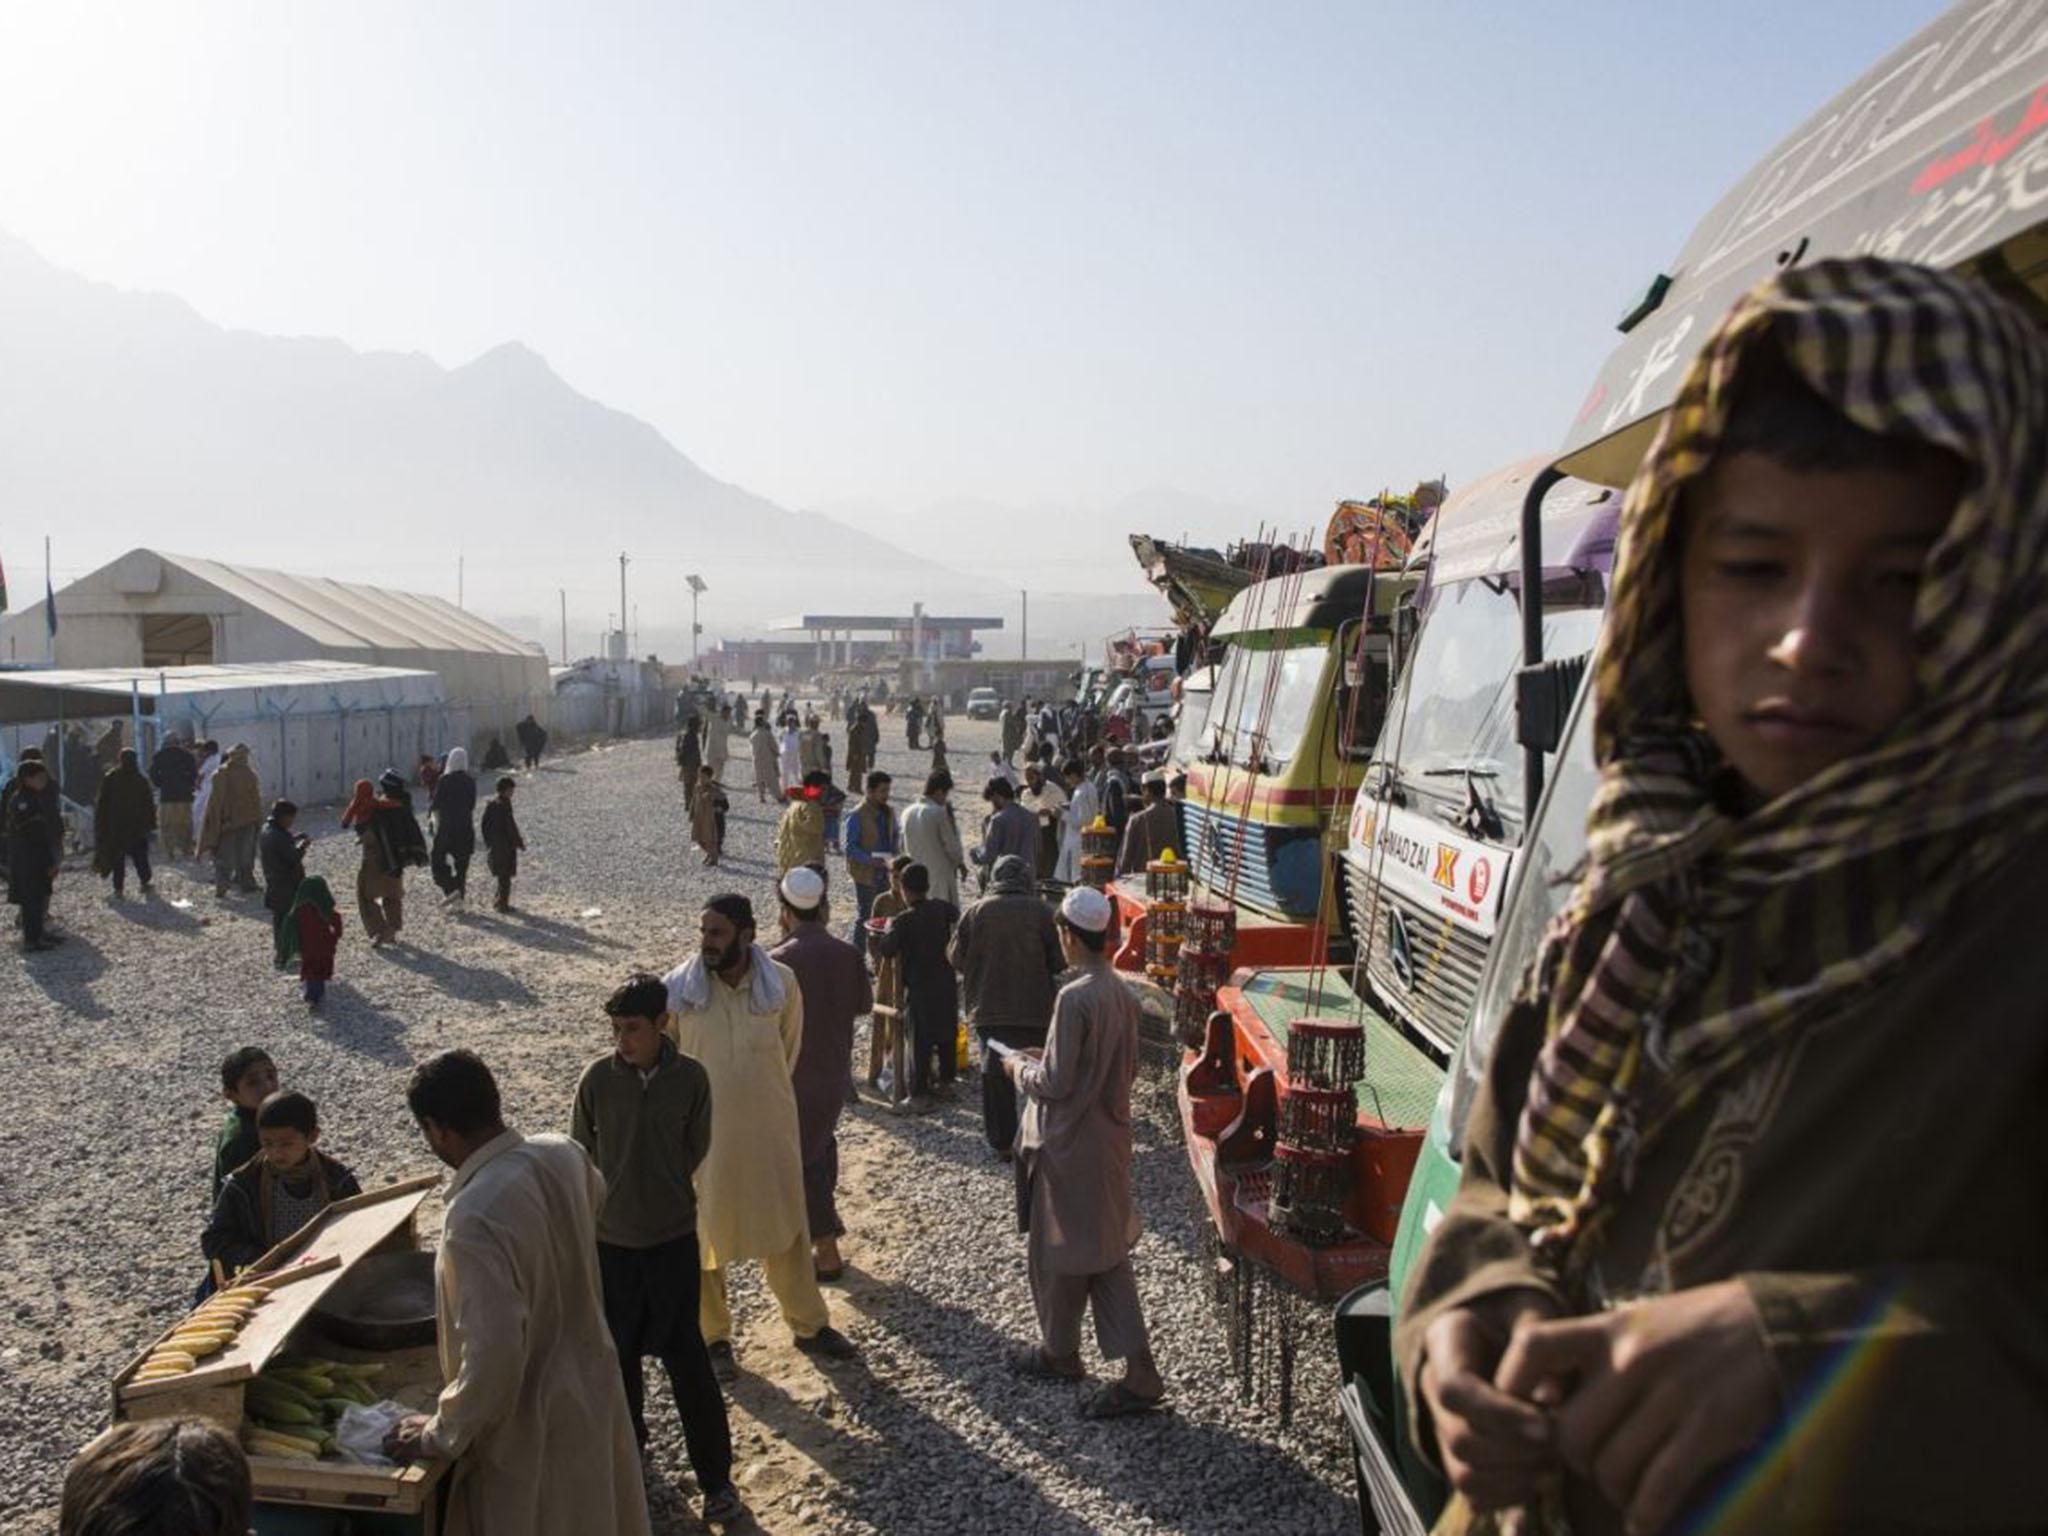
[0,2,1945,572]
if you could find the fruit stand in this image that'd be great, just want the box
[112,1175,450,1534]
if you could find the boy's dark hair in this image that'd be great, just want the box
[270,800,298,820]
[924,770,952,797]
[902,862,932,895]
[219,1047,274,1096]
[496,777,517,793]
[255,1090,318,1137]
[604,972,670,1023]
[20,760,47,781]
[1059,916,1109,953]
[865,770,892,792]
[406,1049,502,1136]
[1720,336,1967,480]
[1061,758,1086,778]
[888,853,914,874]
[60,1418,251,1536]
[18,746,40,761]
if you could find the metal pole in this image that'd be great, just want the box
[1517,466,1565,812]
[692,589,700,667]
[44,535,53,665]
[618,552,629,660]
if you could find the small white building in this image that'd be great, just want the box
[0,661,458,807]
[0,549,551,740]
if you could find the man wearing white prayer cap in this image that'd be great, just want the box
[1002,884,1165,1417]
[770,863,872,1285]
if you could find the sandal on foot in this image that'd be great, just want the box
[1080,1381,1165,1419]
[1006,1346,1083,1381]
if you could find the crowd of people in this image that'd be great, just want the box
[37,688,1167,1536]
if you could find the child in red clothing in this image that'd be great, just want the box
[279,875,344,1010]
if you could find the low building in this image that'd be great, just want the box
[0,660,449,806]
[0,549,551,741]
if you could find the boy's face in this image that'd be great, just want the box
[1680,449,1959,803]
[610,1013,666,1069]
[260,1125,316,1176]
[888,868,907,901]
[278,811,297,832]
[228,1059,280,1111]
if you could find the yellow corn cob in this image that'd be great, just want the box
[244,1422,325,1455]
[144,1351,196,1372]
[166,1333,226,1357]
[242,1432,318,1461]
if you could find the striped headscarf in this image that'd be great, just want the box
[1505,259,2048,1278]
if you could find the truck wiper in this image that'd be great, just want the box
[1421,763,1500,779]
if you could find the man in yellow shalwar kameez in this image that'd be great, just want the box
[665,892,860,1379]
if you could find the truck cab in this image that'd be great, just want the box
[1342,461,1615,1061]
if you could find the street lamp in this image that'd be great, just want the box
[686,574,707,668]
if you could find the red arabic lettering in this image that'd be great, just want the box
[1912,83,2048,195]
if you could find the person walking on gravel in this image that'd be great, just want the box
[92,747,157,899]
[769,867,872,1284]
[480,776,525,912]
[776,772,828,875]
[428,746,478,907]
[664,894,859,1381]
[749,713,780,804]
[148,733,198,859]
[259,800,309,966]
[950,855,1062,1156]
[1004,885,1164,1418]
[342,771,427,947]
[197,744,263,898]
[387,1050,650,1536]
[844,770,898,960]
[902,770,966,906]
[6,759,61,951]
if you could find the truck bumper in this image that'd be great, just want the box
[1334,1280,1436,1536]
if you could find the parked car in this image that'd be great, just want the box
[966,687,1002,721]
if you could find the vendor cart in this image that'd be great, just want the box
[112,1175,449,1535]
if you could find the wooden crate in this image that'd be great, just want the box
[113,1175,449,1529]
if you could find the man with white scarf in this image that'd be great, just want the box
[664,892,858,1380]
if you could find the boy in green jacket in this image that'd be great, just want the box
[571,973,740,1525]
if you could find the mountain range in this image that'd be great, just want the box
[0,231,1175,658]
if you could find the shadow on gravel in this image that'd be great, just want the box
[105,895,208,934]
[835,1267,1353,1536]
[850,1097,1012,1175]
[464,909,627,956]
[314,982,415,1064]
[373,943,538,1004]
[21,934,112,1019]
[732,1351,1104,1536]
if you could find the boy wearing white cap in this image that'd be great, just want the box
[1003,885,1164,1417]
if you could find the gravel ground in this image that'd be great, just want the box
[0,711,1356,1536]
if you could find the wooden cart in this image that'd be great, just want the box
[112,1175,451,1534]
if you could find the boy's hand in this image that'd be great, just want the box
[1418,1290,1560,1510]
[1492,1280,1777,1533]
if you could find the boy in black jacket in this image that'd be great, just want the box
[202,1090,360,1277]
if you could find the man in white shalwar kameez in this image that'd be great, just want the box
[1003,886,1165,1418]
[1054,757,1102,884]
[385,1049,649,1536]
[665,893,859,1380]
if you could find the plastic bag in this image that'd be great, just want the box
[333,1400,413,1467]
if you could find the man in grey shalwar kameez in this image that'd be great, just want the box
[1003,885,1165,1417]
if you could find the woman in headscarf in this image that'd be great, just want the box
[428,746,478,907]
[1397,260,2048,1536]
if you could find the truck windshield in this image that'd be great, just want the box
[1381,576,1602,828]
[1204,639,1330,774]
[1444,679,1601,1154]
[1173,686,1214,762]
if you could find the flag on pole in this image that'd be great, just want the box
[0,553,8,613]
[45,571,57,636]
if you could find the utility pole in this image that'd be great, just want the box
[618,552,629,661]
[558,589,567,665]
[632,603,639,658]
[686,574,707,669]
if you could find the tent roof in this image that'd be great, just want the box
[0,672,155,726]
[148,552,542,657]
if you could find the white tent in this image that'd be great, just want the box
[0,549,551,739]
[0,661,459,807]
